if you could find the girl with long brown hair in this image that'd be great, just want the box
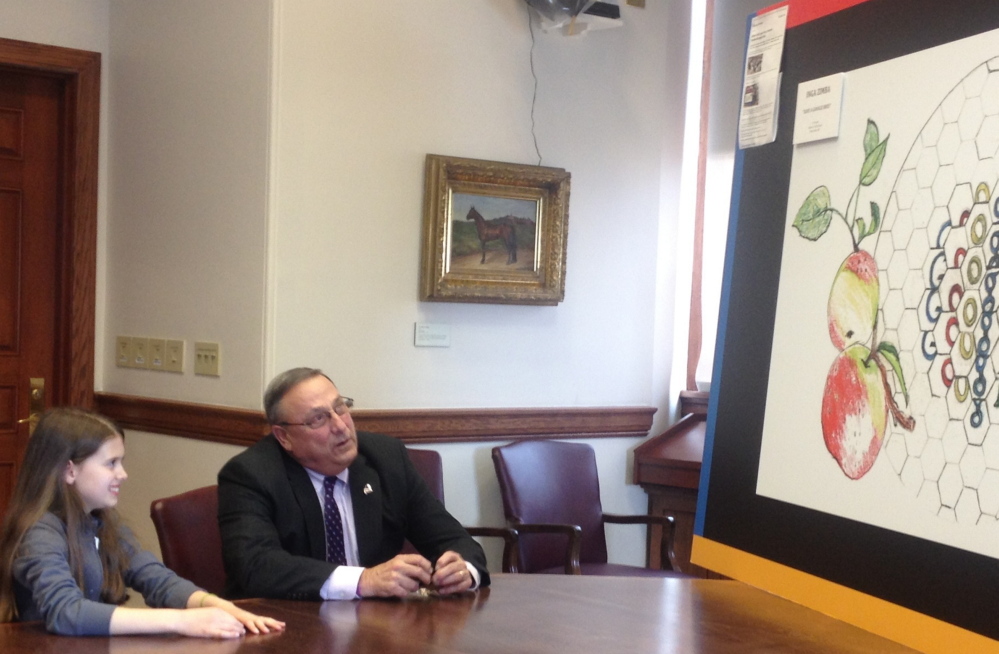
[0,407,284,637]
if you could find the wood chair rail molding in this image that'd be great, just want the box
[94,392,656,447]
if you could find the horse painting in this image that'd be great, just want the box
[466,206,517,264]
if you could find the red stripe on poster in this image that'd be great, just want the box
[756,0,871,28]
[787,0,870,28]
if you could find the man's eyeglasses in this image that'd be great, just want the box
[278,397,354,430]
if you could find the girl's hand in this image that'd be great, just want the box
[195,591,286,635]
[223,605,286,635]
[176,607,246,639]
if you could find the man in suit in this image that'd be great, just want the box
[218,367,489,600]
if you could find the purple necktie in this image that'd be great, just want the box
[323,476,347,565]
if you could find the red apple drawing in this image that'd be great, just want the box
[821,343,888,479]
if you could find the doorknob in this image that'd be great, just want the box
[17,377,45,436]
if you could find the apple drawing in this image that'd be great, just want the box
[821,343,889,479]
[794,120,915,479]
[828,250,879,351]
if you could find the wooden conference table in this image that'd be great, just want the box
[0,574,917,653]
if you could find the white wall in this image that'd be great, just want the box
[269,0,689,566]
[2,0,696,572]
[98,0,273,562]
[105,0,272,409]
[270,1,680,411]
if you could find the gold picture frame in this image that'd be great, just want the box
[420,154,571,305]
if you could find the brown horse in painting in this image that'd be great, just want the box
[466,206,517,264]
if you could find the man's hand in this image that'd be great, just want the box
[357,554,433,598]
[432,551,474,595]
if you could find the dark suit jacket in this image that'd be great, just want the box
[217,431,489,599]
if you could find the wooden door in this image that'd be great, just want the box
[0,39,101,517]
[0,68,62,517]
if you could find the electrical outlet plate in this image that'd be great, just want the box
[194,341,220,377]
[165,339,185,373]
[148,338,166,371]
[115,336,133,368]
[131,337,150,369]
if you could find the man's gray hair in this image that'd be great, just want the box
[263,367,333,425]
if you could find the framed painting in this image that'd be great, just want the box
[419,154,571,305]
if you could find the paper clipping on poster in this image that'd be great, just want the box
[738,4,788,149]
[793,73,846,144]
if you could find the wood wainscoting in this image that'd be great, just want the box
[94,392,656,446]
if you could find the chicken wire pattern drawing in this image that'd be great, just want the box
[879,57,999,523]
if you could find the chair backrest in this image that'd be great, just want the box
[400,447,522,573]
[406,447,445,503]
[401,448,445,555]
[149,485,225,596]
[492,440,608,573]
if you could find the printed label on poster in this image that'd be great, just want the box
[793,73,846,144]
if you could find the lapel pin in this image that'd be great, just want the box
[363,483,373,495]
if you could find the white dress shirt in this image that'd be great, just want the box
[304,466,479,599]
[304,468,363,599]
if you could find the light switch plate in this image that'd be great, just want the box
[194,341,220,376]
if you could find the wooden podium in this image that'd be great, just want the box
[633,391,713,576]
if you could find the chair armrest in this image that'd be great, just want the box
[465,526,520,573]
[512,522,582,574]
[602,513,678,572]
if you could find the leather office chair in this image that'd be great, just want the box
[492,440,687,576]
[150,485,226,595]
[405,447,520,573]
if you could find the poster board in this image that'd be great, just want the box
[695,0,999,650]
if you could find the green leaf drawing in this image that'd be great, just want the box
[877,341,909,404]
[856,216,867,240]
[863,119,879,156]
[860,136,888,186]
[793,186,833,240]
[868,201,881,236]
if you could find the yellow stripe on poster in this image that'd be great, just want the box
[691,535,997,653]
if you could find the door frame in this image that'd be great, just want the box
[0,37,99,408]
